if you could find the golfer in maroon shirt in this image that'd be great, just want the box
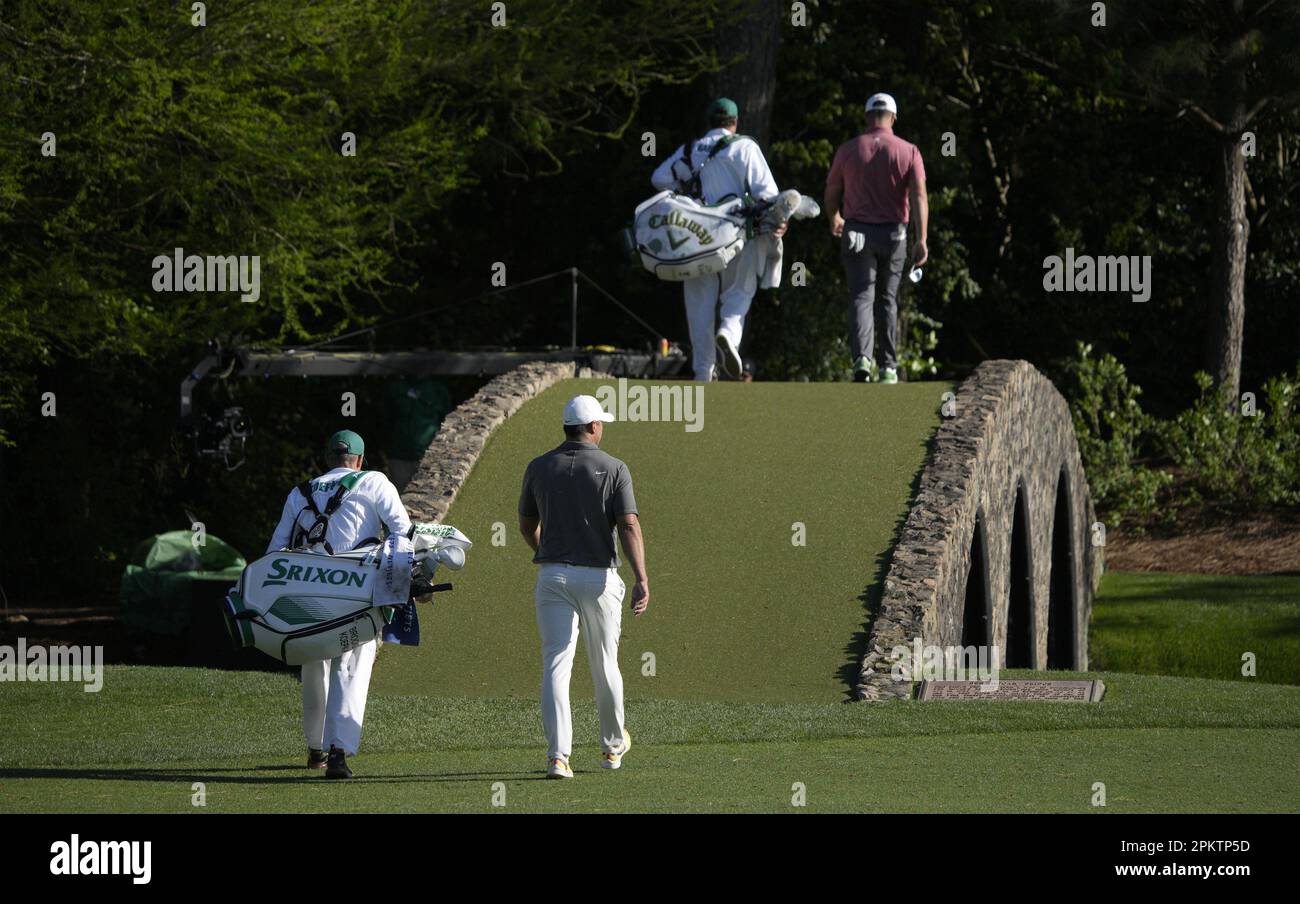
[825,93,929,384]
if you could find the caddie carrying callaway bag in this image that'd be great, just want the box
[222,523,471,665]
[633,191,748,281]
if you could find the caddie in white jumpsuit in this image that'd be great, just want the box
[518,395,650,779]
[650,97,784,381]
[267,428,412,779]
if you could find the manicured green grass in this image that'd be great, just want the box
[3,730,1294,813]
[2,665,1296,812]
[375,378,945,704]
[1092,571,1300,685]
[6,384,1298,813]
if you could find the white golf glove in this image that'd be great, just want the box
[847,230,865,253]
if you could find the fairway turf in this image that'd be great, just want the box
[5,382,1299,814]
[1092,571,1300,685]
[2,665,1297,813]
[3,730,1294,814]
[374,378,945,703]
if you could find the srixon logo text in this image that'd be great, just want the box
[50,836,151,885]
[261,557,369,589]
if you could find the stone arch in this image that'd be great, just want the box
[1047,466,1079,669]
[1005,481,1035,669]
[959,511,992,649]
[855,360,1103,700]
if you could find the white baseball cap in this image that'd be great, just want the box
[865,93,898,115]
[563,394,615,426]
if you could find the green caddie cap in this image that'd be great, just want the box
[707,97,739,118]
[326,429,365,455]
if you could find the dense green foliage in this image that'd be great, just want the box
[1,0,1297,598]
[1066,344,1172,525]
[1161,369,1300,511]
[1069,342,1300,527]
[0,0,724,597]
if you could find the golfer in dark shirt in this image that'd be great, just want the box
[519,394,649,779]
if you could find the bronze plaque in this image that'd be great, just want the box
[915,679,1105,702]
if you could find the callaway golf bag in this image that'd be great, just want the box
[222,523,471,666]
[632,188,820,281]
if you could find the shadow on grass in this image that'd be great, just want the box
[836,430,936,701]
[1094,585,1300,642]
[1099,574,1300,607]
[0,767,548,785]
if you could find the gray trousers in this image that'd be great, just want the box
[841,221,907,369]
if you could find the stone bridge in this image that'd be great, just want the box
[398,358,1103,703]
[855,359,1103,699]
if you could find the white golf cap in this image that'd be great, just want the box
[562,394,615,426]
[865,93,898,115]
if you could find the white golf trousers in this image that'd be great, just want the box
[301,637,377,755]
[682,237,766,381]
[534,563,627,762]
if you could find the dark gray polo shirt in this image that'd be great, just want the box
[519,441,638,568]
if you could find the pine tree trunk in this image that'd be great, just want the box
[708,0,782,147]
[1205,95,1249,410]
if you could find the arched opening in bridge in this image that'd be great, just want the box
[1047,469,1077,669]
[1006,483,1033,669]
[961,513,990,649]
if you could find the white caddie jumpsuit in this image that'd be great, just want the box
[267,468,412,754]
[651,128,780,381]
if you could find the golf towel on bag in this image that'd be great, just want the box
[633,190,746,281]
[376,533,414,606]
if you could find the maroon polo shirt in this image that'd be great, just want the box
[827,127,926,224]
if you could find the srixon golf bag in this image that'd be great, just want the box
[222,523,471,665]
[632,188,820,282]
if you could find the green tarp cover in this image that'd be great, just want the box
[385,376,451,460]
[119,531,246,635]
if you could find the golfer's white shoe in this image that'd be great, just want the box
[601,728,632,770]
[715,333,742,380]
[546,757,574,779]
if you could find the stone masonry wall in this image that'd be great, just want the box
[401,361,605,523]
[855,360,1103,700]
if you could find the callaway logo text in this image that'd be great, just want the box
[647,210,714,245]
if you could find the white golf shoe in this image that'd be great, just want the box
[715,333,742,380]
[546,757,574,779]
[601,728,632,770]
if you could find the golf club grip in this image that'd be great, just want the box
[412,582,453,598]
